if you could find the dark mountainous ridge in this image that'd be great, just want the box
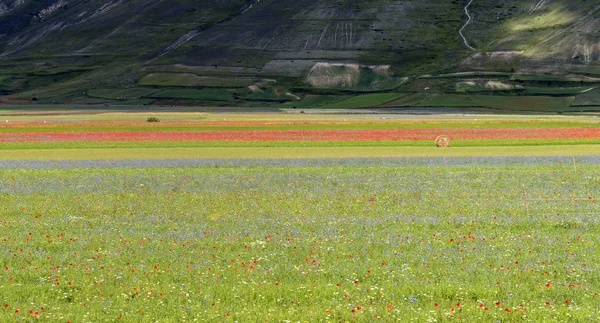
[0,0,599,105]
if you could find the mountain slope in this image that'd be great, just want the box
[0,0,599,104]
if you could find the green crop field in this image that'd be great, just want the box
[240,87,298,102]
[322,93,409,109]
[88,88,160,100]
[419,72,512,79]
[3,145,600,160]
[572,88,600,106]
[382,93,574,112]
[511,74,600,83]
[524,87,590,96]
[5,138,600,152]
[149,89,235,101]
[138,73,256,88]
[1,157,600,322]
[279,95,350,109]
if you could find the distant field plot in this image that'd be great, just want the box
[419,72,511,79]
[381,93,573,112]
[1,158,600,322]
[139,73,256,87]
[149,89,235,101]
[511,74,600,83]
[456,81,520,93]
[88,88,160,99]
[321,93,408,109]
[572,88,600,106]
[241,87,298,102]
[525,87,591,95]
[4,128,600,143]
[306,63,407,91]
[279,95,349,109]
[4,145,600,160]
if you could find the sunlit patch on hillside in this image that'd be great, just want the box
[509,8,576,32]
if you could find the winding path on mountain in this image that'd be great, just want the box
[459,0,476,51]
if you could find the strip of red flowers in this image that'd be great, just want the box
[1,128,599,142]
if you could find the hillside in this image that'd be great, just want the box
[0,0,599,112]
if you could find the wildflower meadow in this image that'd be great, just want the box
[1,157,599,322]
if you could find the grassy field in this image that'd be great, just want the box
[87,88,161,100]
[321,93,409,109]
[1,158,600,321]
[419,72,512,79]
[381,93,574,112]
[138,73,256,88]
[511,74,600,83]
[2,111,600,322]
[524,87,592,96]
[3,145,600,160]
[572,88,600,106]
[456,82,519,93]
[240,87,298,102]
[4,138,600,151]
[279,95,350,109]
[149,89,235,101]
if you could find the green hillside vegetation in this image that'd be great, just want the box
[149,89,235,101]
[88,88,160,100]
[322,93,408,109]
[572,88,600,106]
[279,95,350,109]
[240,87,298,102]
[456,81,521,93]
[306,64,407,91]
[525,87,591,95]
[511,74,600,83]
[381,93,574,112]
[139,73,256,87]
[419,72,512,79]
[0,0,599,111]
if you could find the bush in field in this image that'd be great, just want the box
[146,117,160,123]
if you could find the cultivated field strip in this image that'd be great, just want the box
[1,155,599,169]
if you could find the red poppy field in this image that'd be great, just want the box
[2,114,600,154]
[1,127,600,142]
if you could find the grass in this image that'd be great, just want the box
[4,138,600,150]
[87,88,160,100]
[572,88,600,106]
[508,8,577,32]
[2,118,600,132]
[138,73,256,87]
[240,87,298,102]
[2,145,600,160]
[1,159,600,321]
[511,74,600,83]
[149,89,235,101]
[381,93,574,112]
[321,93,409,109]
[456,82,519,93]
[525,87,591,95]
[418,72,511,79]
[306,64,407,91]
[278,95,349,109]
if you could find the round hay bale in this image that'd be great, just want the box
[435,135,450,148]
